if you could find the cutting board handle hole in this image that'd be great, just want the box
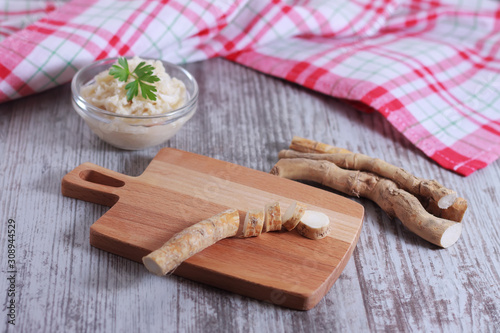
[79,170,125,188]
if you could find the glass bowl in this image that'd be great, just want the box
[71,57,198,150]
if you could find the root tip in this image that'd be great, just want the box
[437,193,458,209]
[440,223,462,248]
[142,256,166,276]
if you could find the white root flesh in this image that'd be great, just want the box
[296,210,330,240]
[142,208,240,276]
[263,202,282,232]
[241,209,264,237]
[282,201,307,231]
[271,158,462,248]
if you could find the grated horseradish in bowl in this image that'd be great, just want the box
[71,57,198,150]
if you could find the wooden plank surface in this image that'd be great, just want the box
[1,58,499,332]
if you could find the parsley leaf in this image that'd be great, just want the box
[108,57,160,101]
[109,57,130,82]
[125,80,139,101]
[139,80,158,100]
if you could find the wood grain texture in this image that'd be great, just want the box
[1,58,499,332]
[61,148,364,310]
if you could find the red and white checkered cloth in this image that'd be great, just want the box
[1,0,499,176]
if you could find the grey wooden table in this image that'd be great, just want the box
[1,58,499,332]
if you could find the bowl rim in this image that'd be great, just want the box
[71,56,198,120]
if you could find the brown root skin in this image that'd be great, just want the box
[271,158,462,248]
[241,209,264,237]
[279,149,460,211]
[142,209,240,276]
[290,136,351,154]
[263,202,282,232]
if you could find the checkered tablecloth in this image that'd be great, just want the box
[1,0,500,176]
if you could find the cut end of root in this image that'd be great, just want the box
[440,223,463,248]
[282,202,306,231]
[296,210,330,240]
[437,193,459,209]
[142,256,167,276]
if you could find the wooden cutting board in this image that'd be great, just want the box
[61,148,364,310]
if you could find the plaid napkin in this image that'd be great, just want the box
[1,0,499,176]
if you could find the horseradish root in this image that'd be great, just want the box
[271,158,462,248]
[423,197,468,222]
[241,209,265,237]
[279,149,458,210]
[142,208,240,275]
[296,210,330,240]
[290,136,351,154]
[282,201,307,231]
[263,202,282,232]
[286,137,467,219]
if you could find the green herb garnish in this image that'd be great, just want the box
[108,57,160,102]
